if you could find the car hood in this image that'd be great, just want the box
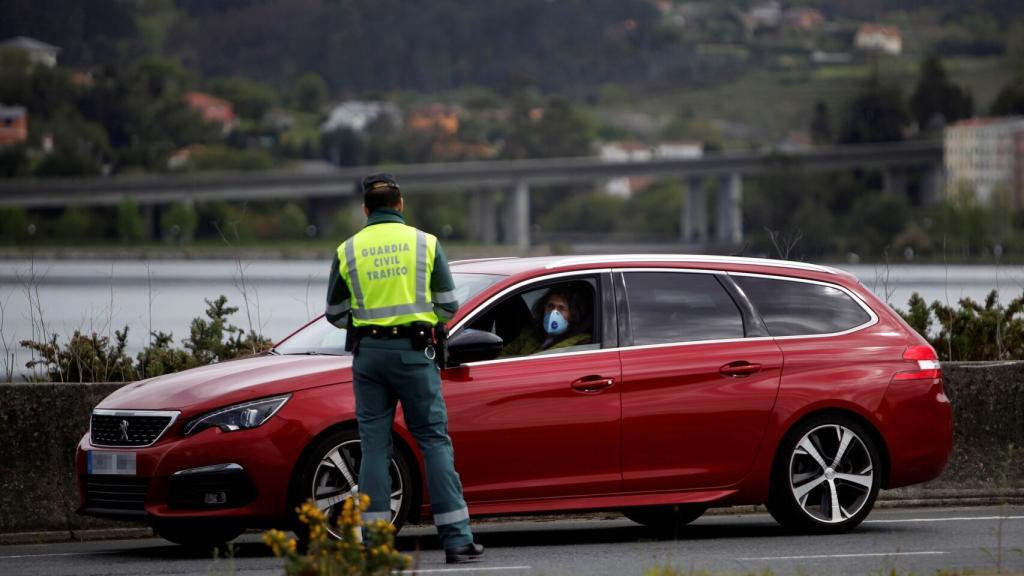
[97,354,353,413]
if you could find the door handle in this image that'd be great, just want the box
[719,361,762,377]
[571,375,616,393]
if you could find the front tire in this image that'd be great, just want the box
[151,520,244,549]
[291,428,413,540]
[767,414,881,534]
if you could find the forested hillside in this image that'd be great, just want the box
[2,0,1021,92]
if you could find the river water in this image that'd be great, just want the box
[1,259,1022,380]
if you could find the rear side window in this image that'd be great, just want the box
[733,275,871,337]
[623,272,744,346]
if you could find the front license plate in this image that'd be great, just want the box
[88,450,136,475]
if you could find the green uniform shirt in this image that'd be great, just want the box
[502,331,592,356]
[326,209,458,328]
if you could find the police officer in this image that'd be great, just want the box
[325,173,483,564]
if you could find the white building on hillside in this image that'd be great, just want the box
[600,141,703,197]
[944,117,1024,208]
[321,101,402,133]
[855,24,902,55]
[0,36,60,67]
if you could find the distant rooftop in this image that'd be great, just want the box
[0,36,60,54]
[948,116,1024,128]
[857,24,901,38]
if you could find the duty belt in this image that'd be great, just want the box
[355,323,433,340]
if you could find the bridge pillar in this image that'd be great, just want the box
[140,203,156,241]
[681,177,708,244]
[716,173,743,245]
[884,168,908,196]
[920,163,944,205]
[506,180,531,251]
[471,190,498,244]
[309,196,349,237]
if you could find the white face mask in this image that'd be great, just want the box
[543,310,569,336]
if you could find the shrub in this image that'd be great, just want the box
[264,495,411,576]
[0,207,33,244]
[898,290,1024,361]
[55,207,95,242]
[277,202,309,239]
[21,295,271,382]
[181,295,271,365]
[21,328,136,383]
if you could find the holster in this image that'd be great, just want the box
[344,316,359,355]
[434,323,449,369]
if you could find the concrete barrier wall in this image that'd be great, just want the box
[1,363,1022,534]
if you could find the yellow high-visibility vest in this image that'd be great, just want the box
[338,222,439,327]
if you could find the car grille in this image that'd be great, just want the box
[91,412,177,447]
[81,476,150,510]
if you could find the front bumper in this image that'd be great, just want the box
[76,408,311,525]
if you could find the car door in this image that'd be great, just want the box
[617,269,784,491]
[441,272,623,503]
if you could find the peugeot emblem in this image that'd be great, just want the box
[119,419,130,442]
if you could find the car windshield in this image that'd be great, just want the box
[272,272,504,356]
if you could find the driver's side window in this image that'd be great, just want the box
[467,279,599,358]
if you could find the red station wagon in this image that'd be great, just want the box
[76,255,952,547]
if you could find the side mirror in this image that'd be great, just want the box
[447,329,504,366]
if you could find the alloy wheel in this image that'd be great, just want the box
[788,424,874,524]
[310,439,404,538]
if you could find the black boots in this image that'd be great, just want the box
[445,542,484,564]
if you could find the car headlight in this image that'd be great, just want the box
[182,395,291,436]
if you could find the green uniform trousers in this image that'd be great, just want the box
[352,336,473,549]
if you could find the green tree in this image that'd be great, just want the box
[277,202,309,239]
[621,179,682,239]
[838,74,909,144]
[810,99,832,145]
[292,73,327,113]
[116,198,146,242]
[0,207,32,244]
[502,94,593,159]
[0,145,31,178]
[1006,19,1024,76]
[991,78,1024,116]
[538,191,624,235]
[845,191,911,257]
[33,105,112,177]
[54,207,95,242]
[0,48,32,105]
[82,57,218,171]
[909,55,973,131]
[161,201,198,243]
[209,76,279,120]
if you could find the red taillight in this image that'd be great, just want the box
[894,345,941,381]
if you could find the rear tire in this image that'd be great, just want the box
[623,504,707,533]
[767,414,881,534]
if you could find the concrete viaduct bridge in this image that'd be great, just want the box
[0,141,943,249]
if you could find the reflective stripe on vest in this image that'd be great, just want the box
[338,223,439,327]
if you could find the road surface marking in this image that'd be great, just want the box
[406,568,531,574]
[0,551,119,560]
[738,551,946,561]
[866,515,1024,524]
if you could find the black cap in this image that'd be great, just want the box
[361,173,400,194]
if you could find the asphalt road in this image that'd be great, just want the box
[1,506,1021,576]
